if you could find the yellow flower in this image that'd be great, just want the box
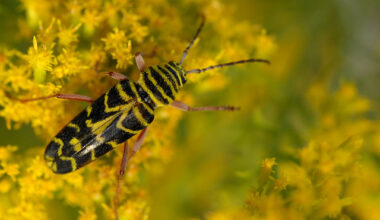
[81,9,102,36]
[0,145,18,161]
[258,157,276,186]
[24,36,55,83]
[103,28,134,69]
[52,48,88,79]
[1,64,36,93]
[79,207,97,220]
[21,0,52,28]
[0,162,20,181]
[57,20,82,47]
[252,29,277,57]
[273,179,287,191]
[0,179,11,193]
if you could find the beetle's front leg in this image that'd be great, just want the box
[104,71,129,81]
[19,72,128,103]
[135,52,146,72]
[19,93,94,103]
[104,49,156,80]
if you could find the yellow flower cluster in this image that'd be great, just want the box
[245,137,361,219]
[201,78,380,219]
[102,28,133,69]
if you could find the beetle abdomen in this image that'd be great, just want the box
[44,80,155,173]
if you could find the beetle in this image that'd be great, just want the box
[21,16,269,216]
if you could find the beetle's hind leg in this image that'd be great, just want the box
[114,141,129,220]
[19,93,94,103]
[113,127,148,220]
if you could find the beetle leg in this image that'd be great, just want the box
[113,127,148,219]
[135,52,146,72]
[19,93,94,103]
[129,127,148,159]
[114,141,129,220]
[103,71,129,81]
[170,100,240,111]
[103,51,149,80]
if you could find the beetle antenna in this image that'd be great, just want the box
[185,58,270,74]
[179,15,205,65]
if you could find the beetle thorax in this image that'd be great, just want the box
[136,61,186,107]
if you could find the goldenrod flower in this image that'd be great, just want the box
[102,28,134,69]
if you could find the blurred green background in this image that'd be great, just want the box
[1,0,380,219]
